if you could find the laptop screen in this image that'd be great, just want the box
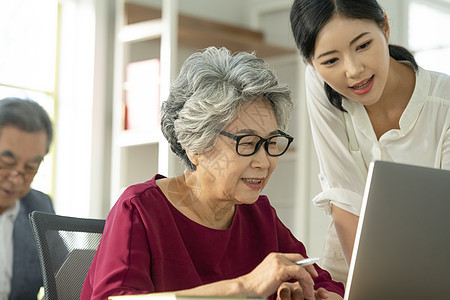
[345,161,450,299]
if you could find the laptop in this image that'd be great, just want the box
[345,160,450,299]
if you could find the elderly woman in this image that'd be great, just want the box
[81,47,344,300]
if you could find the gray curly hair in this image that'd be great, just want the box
[161,47,293,171]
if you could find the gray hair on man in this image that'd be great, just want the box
[161,46,293,171]
[0,97,53,154]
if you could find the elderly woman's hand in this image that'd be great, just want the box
[237,252,319,299]
[277,282,303,299]
[277,283,332,300]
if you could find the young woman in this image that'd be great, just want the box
[290,0,450,283]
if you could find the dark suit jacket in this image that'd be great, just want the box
[9,189,54,300]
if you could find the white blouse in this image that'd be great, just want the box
[305,64,450,283]
[306,64,450,216]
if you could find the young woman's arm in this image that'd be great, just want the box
[331,205,359,264]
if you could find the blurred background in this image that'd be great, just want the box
[1,0,449,258]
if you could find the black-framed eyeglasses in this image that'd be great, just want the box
[220,130,294,157]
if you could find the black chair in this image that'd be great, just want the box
[29,211,105,300]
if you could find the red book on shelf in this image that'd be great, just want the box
[124,59,160,133]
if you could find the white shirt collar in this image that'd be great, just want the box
[1,200,20,220]
[0,200,20,299]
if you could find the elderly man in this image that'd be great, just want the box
[0,97,55,300]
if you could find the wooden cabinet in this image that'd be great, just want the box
[110,0,296,204]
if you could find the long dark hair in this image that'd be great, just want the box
[290,0,418,111]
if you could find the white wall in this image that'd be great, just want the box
[55,0,115,218]
[378,0,408,46]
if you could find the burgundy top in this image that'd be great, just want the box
[81,175,344,299]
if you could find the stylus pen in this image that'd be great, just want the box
[294,257,320,266]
